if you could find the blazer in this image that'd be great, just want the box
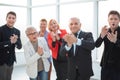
[47,29,67,60]
[95,27,120,70]
[60,31,95,78]
[23,37,51,78]
[0,24,22,66]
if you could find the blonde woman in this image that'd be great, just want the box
[47,19,68,80]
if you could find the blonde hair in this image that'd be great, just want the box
[48,19,60,31]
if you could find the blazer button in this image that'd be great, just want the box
[76,66,78,69]
[7,51,9,54]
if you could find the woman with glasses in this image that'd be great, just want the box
[23,26,51,80]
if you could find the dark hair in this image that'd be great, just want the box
[40,18,47,23]
[6,11,16,18]
[108,10,120,20]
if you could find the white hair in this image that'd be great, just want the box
[25,26,37,35]
[69,17,80,22]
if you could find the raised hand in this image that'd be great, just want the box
[39,32,44,37]
[63,34,77,47]
[10,34,18,44]
[107,31,117,43]
[50,32,56,41]
[37,46,43,56]
[55,33,60,40]
[101,25,108,39]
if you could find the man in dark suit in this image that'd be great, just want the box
[60,17,95,80]
[0,11,22,80]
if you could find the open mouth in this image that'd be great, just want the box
[112,24,115,26]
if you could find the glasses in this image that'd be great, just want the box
[27,32,37,36]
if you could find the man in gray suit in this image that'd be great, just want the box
[60,17,95,80]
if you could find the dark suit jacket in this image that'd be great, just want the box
[0,24,22,66]
[95,27,120,70]
[60,31,95,79]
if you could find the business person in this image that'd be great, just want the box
[60,17,95,80]
[23,26,51,80]
[95,10,120,80]
[38,18,52,80]
[47,19,68,80]
[0,11,22,80]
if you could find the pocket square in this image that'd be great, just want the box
[4,45,8,47]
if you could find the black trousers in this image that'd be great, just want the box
[0,64,13,80]
[53,58,68,80]
[101,66,120,80]
[68,68,90,80]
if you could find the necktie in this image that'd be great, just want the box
[74,33,78,37]
[73,32,78,55]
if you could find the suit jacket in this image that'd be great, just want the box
[0,24,22,66]
[60,31,95,79]
[47,29,67,60]
[95,27,120,70]
[23,37,50,78]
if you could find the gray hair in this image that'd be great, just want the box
[25,26,37,35]
[69,17,81,25]
[69,17,80,22]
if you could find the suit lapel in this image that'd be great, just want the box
[77,31,83,39]
[75,31,84,56]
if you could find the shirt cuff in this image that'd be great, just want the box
[76,39,82,46]
[65,45,71,51]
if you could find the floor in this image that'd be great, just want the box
[12,64,99,80]
[12,51,100,80]
[12,65,57,80]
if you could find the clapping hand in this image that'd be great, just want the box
[50,31,60,41]
[107,31,117,43]
[10,34,18,44]
[50,32,56,41]
[39,32,44,37]
[37,46,43,56]
[100,25,108,39]
[63,33,77,47]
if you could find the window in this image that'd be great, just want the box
[0,0,27,6]
[32,0,56,6]
[60,2,94,33]
[32,6,56,31]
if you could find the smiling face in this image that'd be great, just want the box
[69,17,81,34]
[40,21,47,32]
[6,14,16,28]
[48,19,59,32]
